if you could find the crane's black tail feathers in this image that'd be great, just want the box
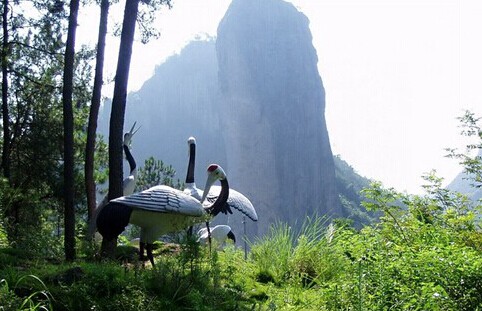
[96,202,132,241]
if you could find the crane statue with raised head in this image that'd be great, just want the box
[88,122,140,238]
[97,164,230,266]
[184,137,258,247]
[121,121,141,196]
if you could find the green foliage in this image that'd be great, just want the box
[250,222,294,284]
[0,226,8,249]
[0,275,53,311]
[135,156,183,191]
[111,0,173,44]
[3,243,251,311]
[446,110,482,188]
[334,155,377,227]
[250,216,348,288]
[1,194,482,311]
[1,186,64,260]
[246,162,482,310]
[0,179,10,248]
[1,0,101,253]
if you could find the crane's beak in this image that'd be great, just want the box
[200,173,218,203]
[129,121,141,136]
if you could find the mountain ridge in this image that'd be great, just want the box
[99,0,374,239]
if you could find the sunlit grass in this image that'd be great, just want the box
[1,205,482,311]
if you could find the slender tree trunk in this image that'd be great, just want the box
[85,0,109,231]
[102,0,140,258]
[1,0,17,243]
[62,0,80,261]
[1,0,10,180]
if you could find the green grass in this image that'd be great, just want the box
[1,201,482,311]
[0,274,53,311]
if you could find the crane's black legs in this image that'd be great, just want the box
[146,243,155,266]
[206,221,212,254]
[139,242,146,262]
[186,226,193,237]
[139,241,154,267]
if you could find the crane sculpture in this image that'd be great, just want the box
[88,122,140,238]
[121,121,141,196]
[197,225,236,248]
[183,137,258,248]
[97,164,230,266]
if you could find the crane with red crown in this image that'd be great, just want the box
[96,164,230,266]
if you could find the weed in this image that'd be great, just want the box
[0,274,53,311]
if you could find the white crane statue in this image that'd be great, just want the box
[183,137,258,247]
[88,122,140,238]
[197,225,236,248]
[97,164,230,266]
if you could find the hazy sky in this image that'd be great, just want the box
[78,0,482,194]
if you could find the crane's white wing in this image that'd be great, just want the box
[206,186,258,221]
[111,185,204,217]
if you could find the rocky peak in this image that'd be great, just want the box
[216,0,341,236]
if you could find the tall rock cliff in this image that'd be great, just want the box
[216,0,341,236]
[100,40,226,185]
[99,0,343,240]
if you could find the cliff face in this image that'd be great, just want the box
[216,0,341,236]
[99,0,342,239]
[103,40,227,184]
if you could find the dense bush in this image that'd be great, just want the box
[246,173,482,310]
[1,110,481,309]
[1,174,481,310]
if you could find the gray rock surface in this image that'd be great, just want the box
[216,0,341,236]
[100,0,342,240]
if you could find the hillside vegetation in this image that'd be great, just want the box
[1,175,481,310]
[2,112,482,310]
[334,155,376,227]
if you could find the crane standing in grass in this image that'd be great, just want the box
[183,137,258,247]
[184,137,258,221]
[97,164,231,266]
[197,225,236,248]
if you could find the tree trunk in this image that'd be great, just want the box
[62,0,80,261]
[1,0,16,241]
[102,0,140,258]
[85,0,109,235]
[1,0,10,180]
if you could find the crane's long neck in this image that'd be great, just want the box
[123,144,136,175]
[208,178,230,217]
[185,143,196,184]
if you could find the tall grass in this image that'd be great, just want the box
[0,274,53,311]
[249,216,349,287]
[250,221,294,284]
[1,204,481,310]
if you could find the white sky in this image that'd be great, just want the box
[78,0,482,194]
